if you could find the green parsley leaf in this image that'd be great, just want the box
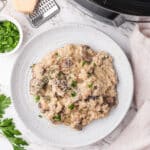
[68,104,75,110]
[0,118,14,127]
[55,52,61,58]
[38,115,42,118]
[30,64,35,69]
[0,94,28,150]
[53,114,61,121]
[71,80,77,88]
[71,91,77,97]
[34,95,40,102]
[0,118,28,149]
[87,72,92,78]
[88,83,93,88]
[0,94,11,118]
[82,61,88,67]
[13,145,26,150]
[93,63,97,67]
[57,71,64,79]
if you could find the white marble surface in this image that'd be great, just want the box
[0,0,136,150]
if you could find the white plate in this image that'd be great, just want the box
[11,24,134,148]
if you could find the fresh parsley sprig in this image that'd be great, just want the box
[0,94,28,150]
[0,94,11,118]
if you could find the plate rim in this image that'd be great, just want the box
[10,23,134,148]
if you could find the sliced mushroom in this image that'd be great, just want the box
[81,48,93,62]
[62,58,73,68]
[104,97,116,107]
[54,79,68,92]
[86,95,99,101]
[74,124,82,130]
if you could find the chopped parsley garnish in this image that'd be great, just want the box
[68,104,75,110]
[34,95,40,102]
[82,61,88,66]
[94,63,97,67]
[30,64,36,68]
[55,52,59,56]
[53,114,61,121]
[88,83,93,88]
[55,52,61,59]
[57,71,64,79]
[71,80,77,88]
[87,72,92,78]
[71,91,77,97]
[38,115,42,118]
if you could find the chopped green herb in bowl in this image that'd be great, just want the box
[0,15,23,55]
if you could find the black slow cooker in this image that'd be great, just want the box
[72,0,150,26]
[93,0,150,16]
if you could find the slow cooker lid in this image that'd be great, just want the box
[93,0,150,16]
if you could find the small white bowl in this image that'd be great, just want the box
[0,15,23,56]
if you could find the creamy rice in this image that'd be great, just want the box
[30,44,118,130]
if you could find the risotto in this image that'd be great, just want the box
[30,44,118,130]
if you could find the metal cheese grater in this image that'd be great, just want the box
[27,0,60,28]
